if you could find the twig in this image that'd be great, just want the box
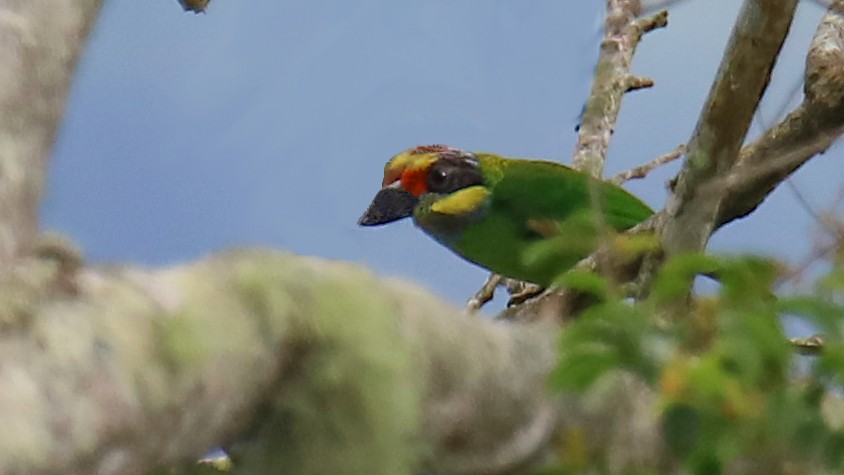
[786,179,830,233]
[624,75,655,92]
[779,239,838,288]
[572,3,668,178]
[466,273,502,312]
[609,144,686,185]
[790,335,825,356]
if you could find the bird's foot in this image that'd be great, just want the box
[505,280,545,307]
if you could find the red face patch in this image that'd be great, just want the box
[400,168,429,197]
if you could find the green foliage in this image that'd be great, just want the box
[523,211,601,272]
[551,301,659,390]
[548,252,844,474]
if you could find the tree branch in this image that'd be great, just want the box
[609,144,686,185]
[0,0,103,265]
[572,1,667,178]
[717,0,844,227]
[518,0,801,319]
[0,250,672,475]
[660,0,799,256]
[4,1,842,474]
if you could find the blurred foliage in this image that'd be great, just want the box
[548,238,844,474]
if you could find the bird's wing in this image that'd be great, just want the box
[489,159,653,236]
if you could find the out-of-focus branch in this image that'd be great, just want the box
[0,250,673,475]
[717,1,844,227]
[660,0,799,256]
[572,1,667,178]
[790,335,825,356]
[0,0,206,268]
[177,0,211,13]
[0,0,103,265]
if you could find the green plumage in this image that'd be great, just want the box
[359,147,654,286]
[412,153,653,286]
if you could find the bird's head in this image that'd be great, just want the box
[358,145,484,226]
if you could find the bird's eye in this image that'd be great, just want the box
[425,158,483,194]
[427,167,449,192]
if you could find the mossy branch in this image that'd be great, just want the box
[0,249,675,475]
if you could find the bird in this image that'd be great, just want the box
[359,145,653,286]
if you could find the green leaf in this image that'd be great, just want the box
[779,296,844,333]
[550,341,618,390]
[522,211,599,271]
[651,253,722,304]
[663,403,701,457]
[555,270,609,300]
[716,256,779,308]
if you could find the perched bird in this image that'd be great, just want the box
[359,145,653,286]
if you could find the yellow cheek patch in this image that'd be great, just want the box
[430,186,491,216]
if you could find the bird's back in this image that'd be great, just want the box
[451,154,653,285]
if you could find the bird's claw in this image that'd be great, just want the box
[505,280,544,307]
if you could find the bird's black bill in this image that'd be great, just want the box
[358,187,418,226]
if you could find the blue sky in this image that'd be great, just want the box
[43,1,842,308]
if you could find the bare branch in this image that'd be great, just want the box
[466,273,502,312]
[717,0,844,227]
[790,335,825,356]
[624,75,655,92]
[572,2,668,178]
[609,144,686,185]
[660,0,798,256]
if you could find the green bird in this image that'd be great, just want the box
[359,145,653,286]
